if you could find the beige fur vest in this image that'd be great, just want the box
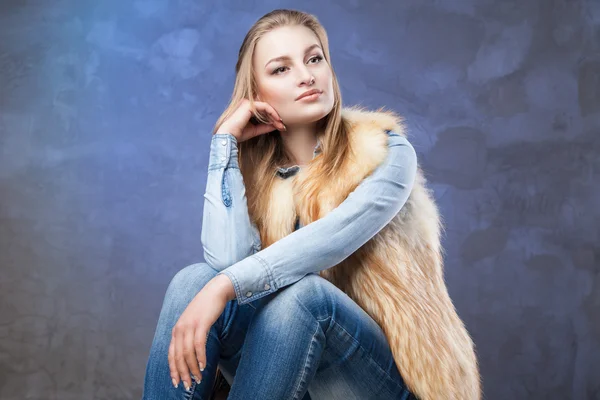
[256,107,482,400]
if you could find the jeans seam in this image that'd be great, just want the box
[221,303,236,337]
[330,319,410,395]
[292,320,321,400]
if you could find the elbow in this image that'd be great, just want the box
[203,248,230,271]
[202,244,231,271]
[396,141,418,194]
[383,141,418,211]
[202,240,258,271]
[406,146,418,193]
[201,228,233,270]
[400,139,418,176]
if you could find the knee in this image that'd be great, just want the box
[164,262,218,306]
[262,274,334,322]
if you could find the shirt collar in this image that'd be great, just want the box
[275,138,322,178]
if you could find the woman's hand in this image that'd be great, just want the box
[168,274,236,391]
[216,98,287,143]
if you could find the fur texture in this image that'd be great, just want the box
[258,106,482,400]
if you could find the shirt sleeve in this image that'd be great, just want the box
[201,133,261,271]
[217,132,418,305]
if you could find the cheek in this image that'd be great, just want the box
[321,71,335,99]
[318,69,334,92]
[261,82,288,105]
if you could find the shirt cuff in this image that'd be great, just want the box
[216,254,277,305]
[209,133,238,170]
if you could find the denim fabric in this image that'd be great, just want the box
[203,131,418,306]
[142,262,417,399]
[142,131,420,399]
[201,133,261,269]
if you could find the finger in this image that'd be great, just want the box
[245,100,285,128]
[168,339,180,388]
[182,328,200,387]
[193,327,209,380]
[254,101,285,130]
[250,123,279,138]
[173,327,192,391]
[186,328,204,384]
[254,101,281,121]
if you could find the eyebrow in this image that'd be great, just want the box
[265,44,322,68]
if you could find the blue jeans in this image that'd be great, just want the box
[142,262,417,399]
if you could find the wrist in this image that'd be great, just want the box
[211,274,237,302]
[215,128,240,141]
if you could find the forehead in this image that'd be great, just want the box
[253,25,320,65]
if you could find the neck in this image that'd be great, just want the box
[279,122,319,167]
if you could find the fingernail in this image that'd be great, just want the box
[184,381,190,391]
[172,378,178,388]
[199,362,205,372]
[192,374,199,382]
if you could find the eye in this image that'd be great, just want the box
[271,55,324,75]
[309,55,323,64]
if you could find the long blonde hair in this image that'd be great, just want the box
[213,9,350,244]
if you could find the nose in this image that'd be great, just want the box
[298,66,314,86]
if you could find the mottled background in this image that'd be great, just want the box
[1,0,599,399]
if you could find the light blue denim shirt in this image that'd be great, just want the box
[201,130,417,306]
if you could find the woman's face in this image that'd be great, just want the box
[252,25,335,126]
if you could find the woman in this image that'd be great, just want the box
[142,9,480,400]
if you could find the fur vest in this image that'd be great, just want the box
[257,107,482,400]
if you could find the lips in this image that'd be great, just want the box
[296,89,322,100]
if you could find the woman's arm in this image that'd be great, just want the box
[201,133,261,271]
[217,132,418,305]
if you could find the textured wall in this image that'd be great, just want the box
[1,1,599,399]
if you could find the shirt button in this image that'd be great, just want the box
[264,283,270,290]
[245,291,252,297]
[221,140,227,146]
[221,156,226,162]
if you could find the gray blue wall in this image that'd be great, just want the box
[1,1,598,399]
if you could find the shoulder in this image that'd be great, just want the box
[342,106,409,148]
[342,106,405,134]
[382,129,417,172]
[385,129,414,150]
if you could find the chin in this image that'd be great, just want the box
[284,104,333,125]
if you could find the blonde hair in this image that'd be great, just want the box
[213,9,350,244]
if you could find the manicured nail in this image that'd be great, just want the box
[184,381,190,391]
[172,378,178,388]
[199,362,205,372]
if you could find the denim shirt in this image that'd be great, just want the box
[201,130,418,306]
